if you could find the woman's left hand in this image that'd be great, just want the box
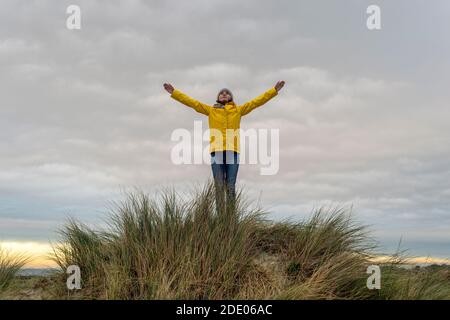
[275,80,285,92]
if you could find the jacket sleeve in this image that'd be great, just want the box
[238,87,278,116]
[170,89,211,116]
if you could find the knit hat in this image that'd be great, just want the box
[216,88,234,104]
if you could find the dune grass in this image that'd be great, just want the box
[51,182,386,300]
[0,246,29,293]
[375,263,450,300]
[48,181,450,300]
[1,182,448,300]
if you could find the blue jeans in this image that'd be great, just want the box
[211,151,239,206]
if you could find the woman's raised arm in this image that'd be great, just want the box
[239,81,285,116]
[164,83,211,116]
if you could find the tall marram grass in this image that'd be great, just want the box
[0,246,29,292]
[254,207,377,299]
[375,258,450,300]
[52,181,421,300]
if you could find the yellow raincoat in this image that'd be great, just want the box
[170,87,278,153]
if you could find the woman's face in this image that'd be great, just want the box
[218,90,232,104]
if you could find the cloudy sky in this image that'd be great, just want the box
[1,0,450,264]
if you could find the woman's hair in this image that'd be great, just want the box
[216,88,234,104]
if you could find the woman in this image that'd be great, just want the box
[163,81,285,207]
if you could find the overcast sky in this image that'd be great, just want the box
[1,0,450,259]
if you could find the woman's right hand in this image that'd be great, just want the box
[163,83,174,94]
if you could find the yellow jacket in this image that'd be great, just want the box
[171,87,278,153]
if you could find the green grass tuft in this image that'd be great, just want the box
[0,246,29,293]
